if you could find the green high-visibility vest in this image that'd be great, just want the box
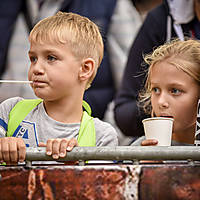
[7,99,96,146]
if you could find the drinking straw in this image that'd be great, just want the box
[0,80,33,84]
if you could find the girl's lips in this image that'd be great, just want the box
[160,115,174,118]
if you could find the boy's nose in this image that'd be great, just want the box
[32,60,45,75]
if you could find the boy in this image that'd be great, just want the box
[0,12,118,164]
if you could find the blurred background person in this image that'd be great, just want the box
[104,0,162,145]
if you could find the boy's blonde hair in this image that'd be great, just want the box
[29,11,104,89]
[139,38,200,114]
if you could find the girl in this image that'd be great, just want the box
[133,39,200,146]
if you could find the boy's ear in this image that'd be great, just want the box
[78,58,95,81]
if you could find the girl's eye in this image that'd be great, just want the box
[151,87,160,94]
[29,56,37,63]
[171,88,182,95]
[47,55,56,61]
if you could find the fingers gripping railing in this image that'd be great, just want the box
[25,146,200,162]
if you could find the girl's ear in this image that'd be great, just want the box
[78,58,95,81]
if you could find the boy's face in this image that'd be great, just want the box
[150,61,199,136]
[28,41,82,101]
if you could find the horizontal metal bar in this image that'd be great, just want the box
[25,146,200,161]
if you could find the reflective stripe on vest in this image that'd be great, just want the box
[7,99,96,146]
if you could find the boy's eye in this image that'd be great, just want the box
[29,56,37,63]
[47,55,56,61]
[171,88,182,95]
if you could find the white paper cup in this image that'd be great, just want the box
[142,117,174,146]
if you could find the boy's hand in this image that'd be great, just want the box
[0,137,26,164]
[141,139,158,146]
[39,138,78,159]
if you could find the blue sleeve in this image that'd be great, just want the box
[0,0,24,76]
[114,4,167,137]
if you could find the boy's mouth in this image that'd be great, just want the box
[32,79,47,83]
[32,80,47,87]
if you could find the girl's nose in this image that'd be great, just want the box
[158,93,169,108]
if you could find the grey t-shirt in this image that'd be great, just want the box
[0,97,118,147]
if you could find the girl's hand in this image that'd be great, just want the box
[39,138,78,159]
[140,139,163,164]
[141,139,158,146]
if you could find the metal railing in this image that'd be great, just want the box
[25,146,200,162]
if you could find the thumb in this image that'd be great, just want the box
[38,142,46,147]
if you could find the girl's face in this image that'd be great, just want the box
[150,61,199,136]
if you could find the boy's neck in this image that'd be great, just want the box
[43,98,83,123]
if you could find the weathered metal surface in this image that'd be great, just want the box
[26,146,200,161]
[1,163,200,200]
[140,163,200,200]
[0,165,140,200]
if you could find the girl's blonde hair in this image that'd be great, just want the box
[29,11,104,89]
[139,38,200,114]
